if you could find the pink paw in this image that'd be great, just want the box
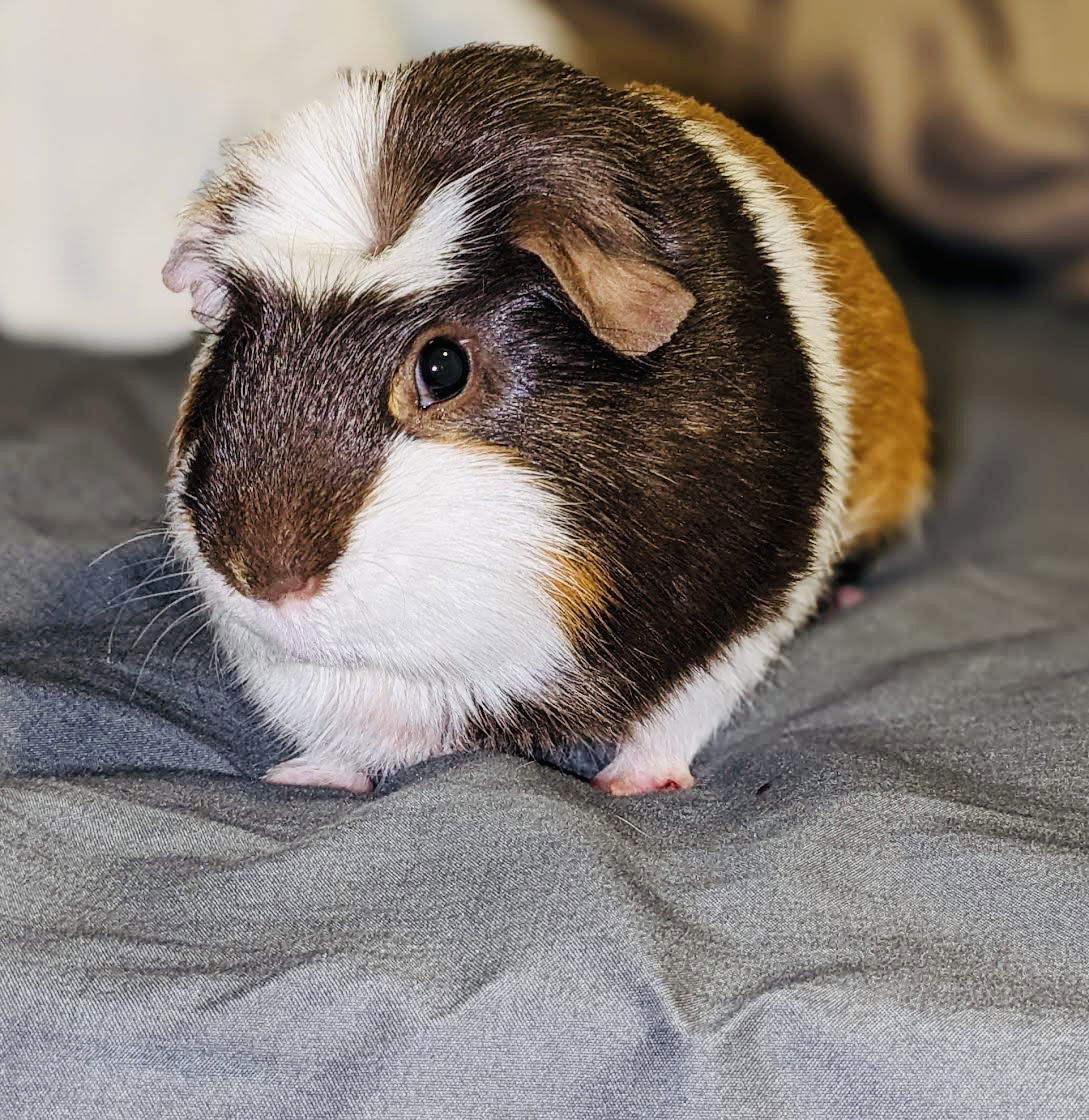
[591,758,695,797]
[835,584,866,610]
[263,759,374,796]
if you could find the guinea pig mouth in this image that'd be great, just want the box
[222,597,337,665]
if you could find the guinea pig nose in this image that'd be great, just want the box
[253,573,323,605]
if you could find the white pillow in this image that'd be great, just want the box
[0,0,575,351]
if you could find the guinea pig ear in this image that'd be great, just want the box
[513,219,694,356]
[162,221,230,329]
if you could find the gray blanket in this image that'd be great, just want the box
[2,271,1088,1118]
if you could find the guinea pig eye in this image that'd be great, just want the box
[416,337,470,406]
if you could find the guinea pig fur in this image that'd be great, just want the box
[162,44,930,797]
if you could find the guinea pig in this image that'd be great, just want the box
[162,44,929,797]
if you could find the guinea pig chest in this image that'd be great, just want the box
[162,45,929,797]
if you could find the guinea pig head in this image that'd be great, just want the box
[162,46,695,695]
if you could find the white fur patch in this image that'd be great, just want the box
[616,101,855,776]
[215,168,481,304]
[680,119,852,593]
[169,436,580,776]
[170,73,481,313]
[231,75,400,252]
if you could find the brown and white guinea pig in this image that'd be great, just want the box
[161,44,929,798]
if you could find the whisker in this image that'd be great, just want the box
[171,616,216,679]
[118,589,203,662]
[89,529,168,567]
[106,581,190,657]
[130,603,211,700]
[110,587,194,610]
[107,553,175,578]
[106,572,189,607]
[345,556,411,618]
[91,558,180,618]
[210,633,224,682]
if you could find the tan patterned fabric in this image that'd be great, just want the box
[554,0,1089,297]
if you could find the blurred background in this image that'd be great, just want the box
[2,0,1087,353]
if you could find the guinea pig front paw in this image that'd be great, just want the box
[263,758,374,796]
[591,755,695,797]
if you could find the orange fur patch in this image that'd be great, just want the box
[225,555,250,594]
[543,548,614,643]
[632,84,932,551]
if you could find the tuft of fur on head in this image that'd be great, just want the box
[163,70,490,322]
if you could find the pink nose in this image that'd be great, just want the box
[254,573,323,604]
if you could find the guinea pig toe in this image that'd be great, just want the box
[263,758,375,796]
[591,757,695,798]
[834,584,866,610]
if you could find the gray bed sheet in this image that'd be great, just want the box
[1,273,1087,1119]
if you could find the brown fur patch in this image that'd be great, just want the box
[632,84,932,550]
